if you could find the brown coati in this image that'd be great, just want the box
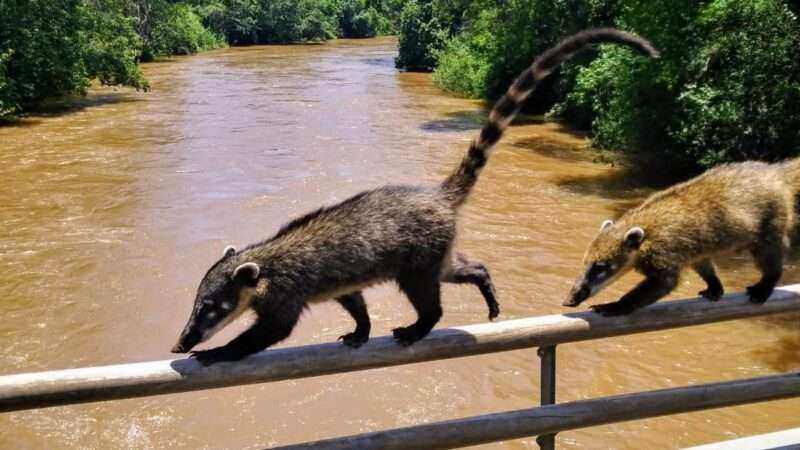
[171,28,659,365]
[564,158,800,316]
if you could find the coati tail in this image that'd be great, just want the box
[441,28,659,207]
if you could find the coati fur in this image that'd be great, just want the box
[172,28,659,365]
[565,158,800,316]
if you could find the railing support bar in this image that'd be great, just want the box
[536,345,557,450]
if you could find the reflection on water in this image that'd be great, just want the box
[0,37,798,449]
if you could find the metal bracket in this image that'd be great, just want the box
[536,345,557,450]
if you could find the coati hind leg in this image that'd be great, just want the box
[747,238,785,304]
[693,259,724,301]
[336,291,370,348]
[592,269,679,316]
[393,271,442,346]
[192,300,303,365]
[441,252,500,320]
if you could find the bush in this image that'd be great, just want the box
[0,50,15,118]
[0,0,88,106]
[562,0,800,169]
[0,0,146,120]
[254,0,337,43]
[432,7,496,97]
[84,0,149,89]
[431,0,615,108]
[146,3,224,57]
[203,0,260,45]
[395,1,448,70]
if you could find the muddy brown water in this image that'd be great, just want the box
[1,37,798,449]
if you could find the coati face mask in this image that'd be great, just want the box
[172,246,264,353]
[564,220,644,307]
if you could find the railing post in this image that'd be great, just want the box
[536,345,557,450]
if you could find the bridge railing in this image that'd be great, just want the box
[2,285,800,449]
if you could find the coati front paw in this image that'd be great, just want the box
[488,302,500,321]
[190,346,246,366]
[699,287,723,302]
[746,283,772,304]
[338,331,369,348]
[590,302,635,317]
[392,326,425,346]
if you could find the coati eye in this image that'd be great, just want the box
[590,262,608,278]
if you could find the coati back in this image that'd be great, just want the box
[172,29,658,365]
[565,159,800,315]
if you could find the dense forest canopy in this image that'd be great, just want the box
[2,0,799,170]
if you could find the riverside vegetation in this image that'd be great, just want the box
[397,0,800,171]
[0,0,402,119]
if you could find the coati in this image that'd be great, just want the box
[172,28,659,365]
[564,158,800,316]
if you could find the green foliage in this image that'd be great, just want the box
[0,0,147,120]
[0,0,88,110]
[340,0,391,38]
[432,0,614,106]
[202,0,260,45]
[84,0,149,89]
[432,7,496,96]
[395,1,447,70]
[1,0,405,119]
[202,0,402,45]
[0,50,15,118]
[148,3,224,56]
[254,0,333,43]
[564,0,800,168]
[413,0,800,169]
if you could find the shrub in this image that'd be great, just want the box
[562,0,800,169]
[149,4,224,56]
[431,0,615,109]
[395,1,448,70]
[0,0,146,119]
[0,50,16,119]
[84,0,148,89]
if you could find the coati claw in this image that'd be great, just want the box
[392,326,423,347]
[698,288,723,302]
[338,332,369,348]
[590,302,633,317]
[746,284,771,304]
[190,347,245,366]
[189,350,221,366]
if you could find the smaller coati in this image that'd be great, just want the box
[564,159,800,315]
[172,28,658,365]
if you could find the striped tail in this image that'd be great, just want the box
[441,28,659,207]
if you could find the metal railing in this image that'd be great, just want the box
[2,285,800,448]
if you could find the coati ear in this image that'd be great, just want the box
[233,262,260,283]
[600,219,614,231]
[624,227,645,249]
[223,245,236,258]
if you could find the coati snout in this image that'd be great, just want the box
[564,220,643,307]
[173,246,262,353]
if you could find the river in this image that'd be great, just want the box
[1,37,798,449]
